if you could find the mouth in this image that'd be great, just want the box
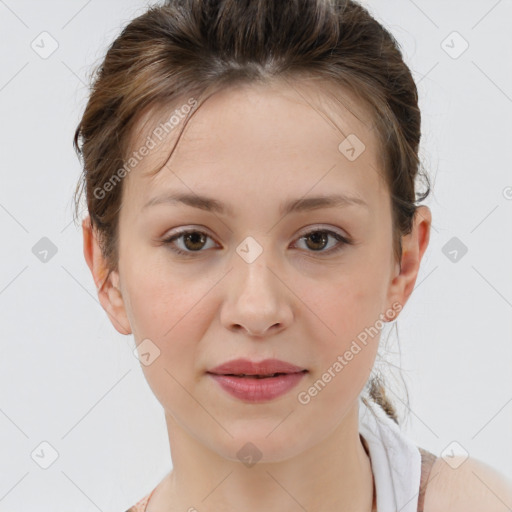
[206,369,309,402]
[209,370,308,379]
[207,357,307,377]
[205,358,308,402]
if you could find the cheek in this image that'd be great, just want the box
[122,252,205,338]
[125,265,213,409]
[301,268,387,384]
[297,287,380,416]
[307,269,388,344]
[123,258,222,377]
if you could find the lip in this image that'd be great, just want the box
[206,358,308,403]
[207,358,306,376]
[207,372,307,402]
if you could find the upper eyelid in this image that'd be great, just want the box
[164,224,347,238]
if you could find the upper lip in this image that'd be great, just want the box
[207,358,307,376]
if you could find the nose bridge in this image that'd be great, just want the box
[221,234,292,336]
[234,234,279,299]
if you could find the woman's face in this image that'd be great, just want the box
[94,80,427,462]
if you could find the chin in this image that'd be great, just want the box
[208,425,315,465]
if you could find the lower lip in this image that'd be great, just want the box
[207,371,307,402]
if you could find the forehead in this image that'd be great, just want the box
[123,78,388,213]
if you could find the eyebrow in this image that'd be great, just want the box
[142,192,369,216]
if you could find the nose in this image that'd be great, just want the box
[220,251,293,338]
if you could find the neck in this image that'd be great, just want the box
[153,399,374,512]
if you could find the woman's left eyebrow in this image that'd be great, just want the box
[279,194,369,216]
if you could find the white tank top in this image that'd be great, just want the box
[359,395,422,512]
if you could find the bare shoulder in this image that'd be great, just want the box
[423,454,512,512]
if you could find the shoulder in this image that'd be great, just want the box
[423,454,512,512]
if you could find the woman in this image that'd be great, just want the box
[73,0,512,510]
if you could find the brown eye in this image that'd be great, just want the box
[162,229,217,256]
[304,231,329,251]
[294,228,351,255]
[182,231,207,251]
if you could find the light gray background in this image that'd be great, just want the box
[0,0,511,510]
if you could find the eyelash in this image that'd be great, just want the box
[161,227,352,257]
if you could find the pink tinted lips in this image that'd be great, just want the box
[206,358,308,402]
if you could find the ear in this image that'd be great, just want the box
[82,216,132,335]
[384,205,432,320]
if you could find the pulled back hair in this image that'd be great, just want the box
[73,0,431,425]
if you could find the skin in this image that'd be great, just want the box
[424,456,512,512]
[83,78,432,512]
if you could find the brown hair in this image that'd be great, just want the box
[73,0,430,425]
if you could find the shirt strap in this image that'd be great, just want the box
[417,447,438,512]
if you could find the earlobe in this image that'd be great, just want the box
[385,206,432,320]
[82,216,132,335]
